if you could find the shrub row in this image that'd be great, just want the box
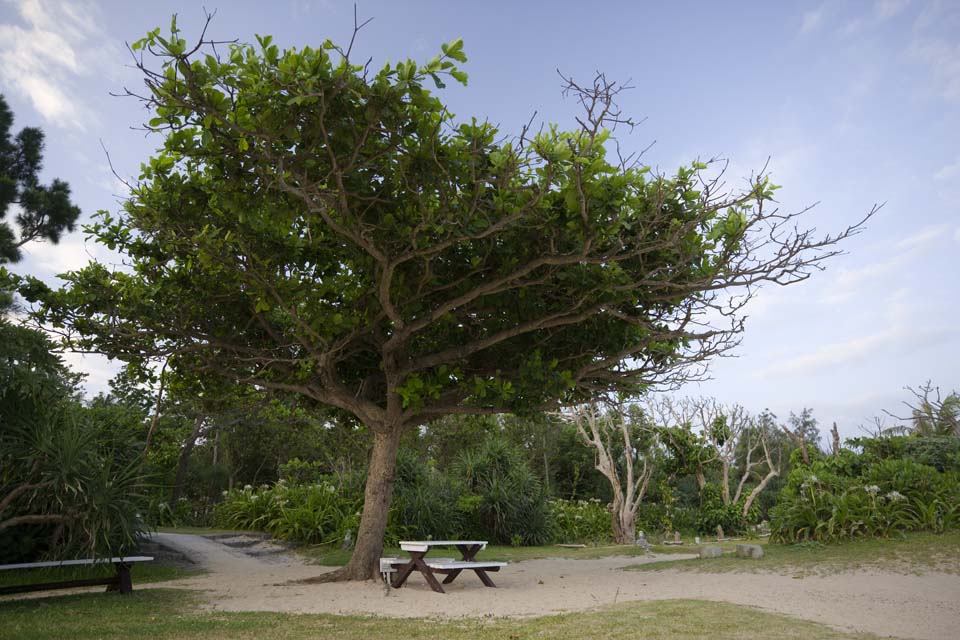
[770,454,960,543]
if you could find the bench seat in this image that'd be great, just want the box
[426,560,506,570]
[0,556,153,596]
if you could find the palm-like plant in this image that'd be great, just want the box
[881,381,960,437]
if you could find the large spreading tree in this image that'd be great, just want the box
[18,18,874,580]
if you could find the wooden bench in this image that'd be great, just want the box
[0,556,154,596]
[387,541,506,593]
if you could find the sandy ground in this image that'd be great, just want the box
[140,534,960,639]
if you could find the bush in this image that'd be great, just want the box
[214,480,360,545]
[695,484,755,536]
[549,499,612,544]
[385,450,467,544]
[769,451,960,543]
[454,438,553,545]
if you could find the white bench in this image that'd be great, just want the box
[0,556,154,596]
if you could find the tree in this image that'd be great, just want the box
[562,402,656,543]
[19,18,873,580]
[882,381,960,437]
[0,322,146,561]
[650,397,779,520]
[782,407,821,465]
[0,94,81,265]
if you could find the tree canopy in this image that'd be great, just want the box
[16,18,873,579]
[0,94,81,266]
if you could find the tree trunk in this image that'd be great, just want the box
[611,505,636,545]
[171,416,205,503]
[305,426,403,582]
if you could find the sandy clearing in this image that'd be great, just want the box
[144,534,960,640]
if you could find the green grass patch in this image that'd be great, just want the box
[625,531,960,576]
[157,526,251,535]
[297,542,685,566]
[0,563,199,590]
[0,588,879,640]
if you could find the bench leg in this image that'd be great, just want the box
[116,563,133,594]
[457,544,483,562]
[416,557,445,593]
[391,559,418,589]
[474,569,497,588]
[391,552,446,593]
[442,569,462,585]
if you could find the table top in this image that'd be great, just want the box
[399,540,487,552]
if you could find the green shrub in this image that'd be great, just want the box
[454,438,553,545]
[770,451,960,543]
[549,499,612,544]
[385,450,467,544]
[214,480,360,545]
[695,484,755,536]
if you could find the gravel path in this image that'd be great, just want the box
[150,533,960,640]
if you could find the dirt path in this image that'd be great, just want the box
[152,534,960,640]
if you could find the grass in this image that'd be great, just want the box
[157,526,251,535]
[625,531,960,577]
[0,563,199,590]
[0,588,880,640]
[298,542,685,566]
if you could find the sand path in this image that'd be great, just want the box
[152,533,960,640]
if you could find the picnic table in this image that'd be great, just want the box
[386,541,506,593]
[0,556,154,596]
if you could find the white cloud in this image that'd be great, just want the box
[894,223,952,250]
[934,157,960,181]
[875,0,910,20]
[821,252,909,304]
[757,324,955,378]
[19,230,122,280]
[907,3,960,102]
[800,7,826,34]
[0,0,105,129]
[60,351,120,398]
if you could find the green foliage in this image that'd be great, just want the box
[851,435,960,473]
[695,484,756,536]
[386,450,467,544]
[770,448,960,543]
[279,458,327,485]
[0,321,150,562]
[215,439,563,547]
[549,499,612,544]
[20,21,806,436]
[0,94,81,266]
[214,480,360,545]
[454,439,553,545]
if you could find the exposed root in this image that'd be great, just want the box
[281,566,379,586]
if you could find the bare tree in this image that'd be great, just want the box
[882,381,960,437]
[651,397,779,518]
[561,402,654,544]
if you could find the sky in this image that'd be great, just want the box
[1,0,957,439]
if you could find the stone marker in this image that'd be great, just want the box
[699,546,723,559]
[694,536,701,545]
[635,531,652,554]
[735,544,764,559]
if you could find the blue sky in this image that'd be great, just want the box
[1,0,957,438]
